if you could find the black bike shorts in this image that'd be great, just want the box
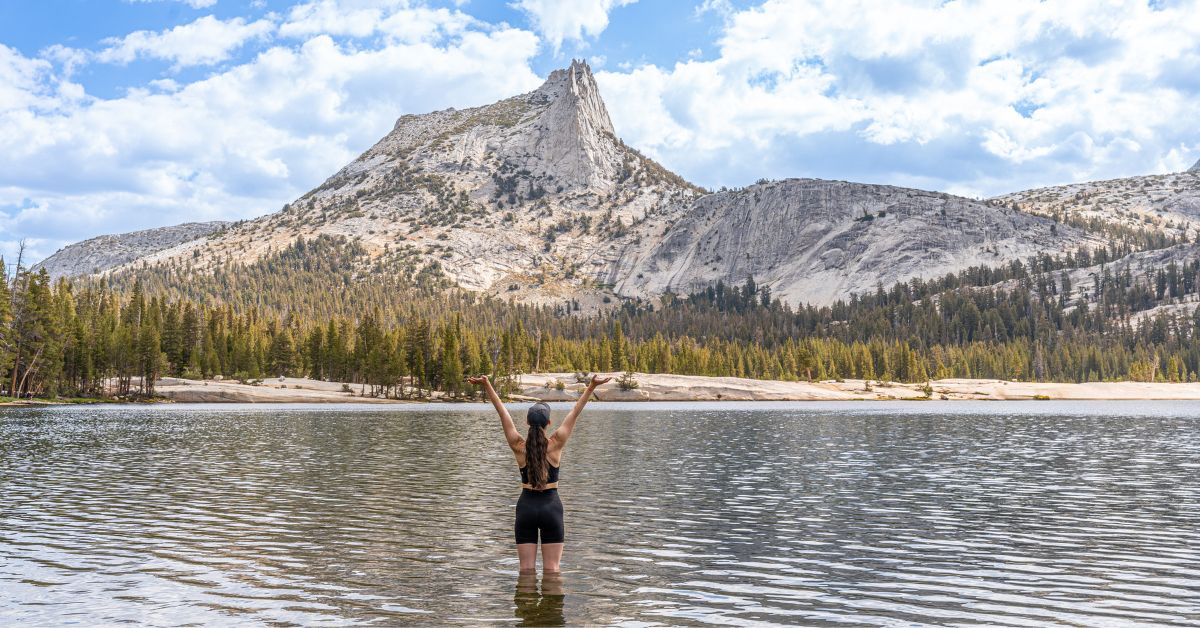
[515,488,564,544]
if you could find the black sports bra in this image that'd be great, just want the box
[520,464,560,484]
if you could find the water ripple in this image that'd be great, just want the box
[2,401,1199,625]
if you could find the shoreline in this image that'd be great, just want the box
[136,373,1200,403]
[8,374,1200,406]
[0,397,130,407]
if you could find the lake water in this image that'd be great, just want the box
[2,401,1199,626]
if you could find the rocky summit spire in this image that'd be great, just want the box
[518,59,621,192]
[1190,158,1200,172]
[533,59,614,135]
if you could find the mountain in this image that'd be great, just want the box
[993,169,1200,243]
[34,221,229,279]
[1191,159,1200,172]
[104,60,695,310]
[984,239,1200,327]
[609,179,1089,306]
[56,60,1092,307]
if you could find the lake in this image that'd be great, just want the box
[2,401,1199,626]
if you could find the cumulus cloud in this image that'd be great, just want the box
[279,0,474,43]
[97,15,275,68]
[512,0,637,51]
[280,0,398,38]
[1,9,541,262]
[6,0,1200,263]
[0,44,53,113]
[598,0,1200,196]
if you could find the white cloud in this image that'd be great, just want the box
[597,0,1200,194]
[7,0,1200,262]
[694,0,732,18]
[0,44,53,113]
[0,10,541,263]
[280,0,396,38]
[39,44,90,77]
[97,15,275,68]
[511,0,636,51]
[279,0,475,44]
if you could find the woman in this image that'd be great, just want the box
[467,374,610,573]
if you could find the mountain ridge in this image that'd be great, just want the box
[994,169,1200,245]
[613,178,1091,305]
[33,221,230,279]
[141,59,697,309]
[37,61,1153,308]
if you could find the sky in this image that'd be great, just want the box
[2,0,1199,264]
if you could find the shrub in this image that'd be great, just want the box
[617,371,639,391]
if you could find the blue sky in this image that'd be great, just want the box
[2,0,1199,263]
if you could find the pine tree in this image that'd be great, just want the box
[161,304,183,376]
[181,302,200,374]
[268,328,296,377]
[611,320,625,371]
[137,317,163,395]
[9,270,57,396]
[0,259,12,391]
[405,318,430,397]
[305,327,324,380]
[440,323,463,399]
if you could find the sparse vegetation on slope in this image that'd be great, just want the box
[8,231,1200,402]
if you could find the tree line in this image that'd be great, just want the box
[5,238,1200,400]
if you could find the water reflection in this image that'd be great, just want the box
[514,571,565,626]
[1,401,1199,625]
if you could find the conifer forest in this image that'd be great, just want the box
[4,234,1200,401]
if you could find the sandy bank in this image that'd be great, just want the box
[518,373,1200,402]
[144,373,1200,403]
[154,377,410,403]
[0,399,80,407]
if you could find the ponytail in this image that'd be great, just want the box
[525,402,552,489]
[525,424,549,489]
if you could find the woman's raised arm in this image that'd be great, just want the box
[468,376,522,451]
[551,374,611,448]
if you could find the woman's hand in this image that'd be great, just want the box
[553,373,609,447]
[470,374,521,448]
